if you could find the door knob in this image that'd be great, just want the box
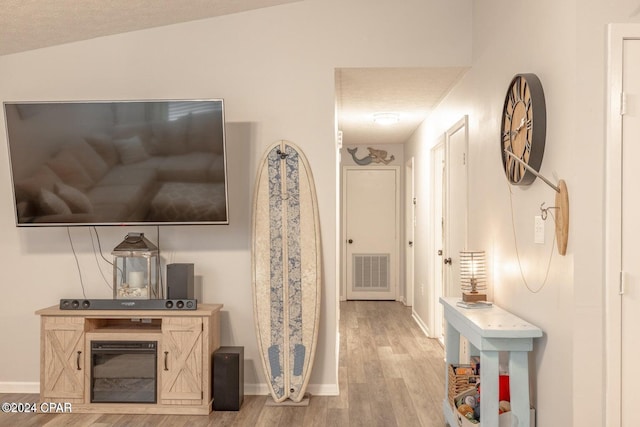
[348,239,353,244]
[444,257,452,265]
[409,241,413,247]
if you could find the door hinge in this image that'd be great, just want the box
[620,271,625,295]
[621,92,627,116]
[463,153,467,165]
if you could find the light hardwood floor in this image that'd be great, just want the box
[0,301,446,426]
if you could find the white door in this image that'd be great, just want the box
[440,118,469,361]
[620,37,640,427]
[431,138,446,341]
[444,117,469,298]
[606,28,640,426]
[405,157,415,306]
[344,166,399,300]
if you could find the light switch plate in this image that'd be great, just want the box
[534,215,544,244]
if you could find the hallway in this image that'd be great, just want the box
[338,300,446,426]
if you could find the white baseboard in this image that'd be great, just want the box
[412,310,432,338]
[1,381,339,397]
[0,382,39,394]
[307,383,339,396]
[244,383,270,395]
[244,383,339,396]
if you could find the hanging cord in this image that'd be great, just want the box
[67,227,87,299]
[89,227,112,290]
[157,225,164,299]
[507,182,556,293]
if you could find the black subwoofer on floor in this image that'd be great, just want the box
[213,346,244,411]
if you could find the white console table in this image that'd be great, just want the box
[440,297,542,427]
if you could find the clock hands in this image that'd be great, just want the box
[502,117,527,143]
[503,116,526,136]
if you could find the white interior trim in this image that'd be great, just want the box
[405,156,416,307]
[431,135,446,341]
[411,310,432,338]
[604,23,640,427]
[444,115,469,298]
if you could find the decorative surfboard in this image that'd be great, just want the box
[251,140,322,403]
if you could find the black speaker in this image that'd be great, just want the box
[213,346,244,411]
[167,263,194,299]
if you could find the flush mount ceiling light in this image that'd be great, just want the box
[373,112,400,125]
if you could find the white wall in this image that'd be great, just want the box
[0,0,472,394]
[404,120,440,336]
[407,0,640,426]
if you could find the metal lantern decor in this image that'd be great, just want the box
[460,250,487,302]
[112,233,160,299]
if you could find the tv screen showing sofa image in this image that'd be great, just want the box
[3,100,229,226]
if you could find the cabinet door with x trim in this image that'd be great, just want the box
[41,316,85,402]
[161,317,204,404]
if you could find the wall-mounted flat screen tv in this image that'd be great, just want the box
[3,100,229,226]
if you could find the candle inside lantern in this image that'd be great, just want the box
[129,271,144,288]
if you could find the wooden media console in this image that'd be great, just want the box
[36,303,222,415]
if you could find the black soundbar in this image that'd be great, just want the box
[59,298,197,310]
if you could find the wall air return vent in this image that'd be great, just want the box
[353,254,390,292]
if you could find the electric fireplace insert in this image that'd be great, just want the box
[91,341,157,403]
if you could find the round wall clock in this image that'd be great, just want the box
[500,73,547,185]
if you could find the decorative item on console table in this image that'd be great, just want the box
[112,233,160,299]
[459,250,487,303]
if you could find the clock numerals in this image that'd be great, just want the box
[502,128,514,147]
[507,155,522,183]
[509,157,516,181]
[508,88,517,110]
[520,78,529,103]
[512,77,522,103]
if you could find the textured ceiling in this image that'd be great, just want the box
[0,0,301,56]
[336,67,468,145]
[1,2,467,147]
